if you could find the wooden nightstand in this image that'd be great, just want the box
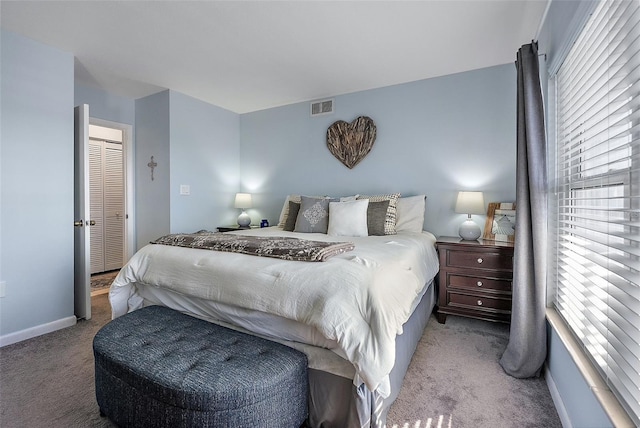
[216,226,258,232]
[436,236,514,324]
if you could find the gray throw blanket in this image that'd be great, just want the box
[151,231,354,262]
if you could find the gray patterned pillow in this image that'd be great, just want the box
[278,194,326,227]
[367,200,390,236]
[357,193,401,235]
[294,196,335,233]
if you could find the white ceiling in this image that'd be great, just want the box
[1,1,549,114]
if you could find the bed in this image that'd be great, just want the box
[109,194,439,428]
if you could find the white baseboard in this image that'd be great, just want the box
[0,316,77,347]
[545,366,572,428]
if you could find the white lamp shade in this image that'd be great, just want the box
[234,193,252,209]
[455,191,485,215]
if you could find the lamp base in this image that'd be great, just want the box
[458,219,481,240]
[237,211,251,227]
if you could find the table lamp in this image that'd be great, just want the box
[234,193,252,227]
[455,191,485,240]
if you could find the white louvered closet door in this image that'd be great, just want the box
[89,139,124,274]
[89,140,104,274]
[103,142,124,271]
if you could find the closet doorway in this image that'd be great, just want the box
[88,119,134,296]
[89,124,123,274]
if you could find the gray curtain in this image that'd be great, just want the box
[500,42,547,378]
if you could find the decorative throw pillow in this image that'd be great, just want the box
[294,196,335,233]
[396,195,426,233]
[278,194,327,227]
[278,195,301,227]
[357,193,401,235]
[327,200,369,237]
[283,201,301,232]
[367,200,390,236]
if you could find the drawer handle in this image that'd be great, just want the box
[477,258,483,264]
[477,300,483,306]
[477,281,483,287]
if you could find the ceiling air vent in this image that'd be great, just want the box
[310,99,334,117]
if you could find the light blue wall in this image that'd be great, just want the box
[134,90,241,246]
[135,91,171,249]
[240,64,517,237]
[547,326,611,427]
[169,91,240,232]
[74,84,135,126]
[0,30,74,334]
[538,0,610,426]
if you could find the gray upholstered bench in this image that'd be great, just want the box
[93,305,309,428]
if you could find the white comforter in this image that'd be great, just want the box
[110,227,439,398]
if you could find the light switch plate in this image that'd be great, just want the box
[180,185,190,195]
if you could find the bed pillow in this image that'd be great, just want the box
[339,194,359,202]
[294,196,335,233]
[283,201,301,231]
[327,200,369,237]
[357,193,401,235]
[278,194,328,227]
[278,195,300,227]
[396,195,426,233]
[367,200,390,236]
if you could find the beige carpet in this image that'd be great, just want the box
[0,294,561,427]
[0,294,115,428]
[386,316,561,428]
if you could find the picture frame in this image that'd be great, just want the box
[483,202,516,242]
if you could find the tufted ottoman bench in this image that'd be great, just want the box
[93,305,309,428]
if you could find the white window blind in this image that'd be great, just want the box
[551,0,640,424]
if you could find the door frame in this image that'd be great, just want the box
[89,118,135,261]
[74,105,91,319]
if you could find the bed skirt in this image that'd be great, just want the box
[307,280,435,427]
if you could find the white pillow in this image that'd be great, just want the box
[395,195,426,233]
[327,200,369,237]
[339,194,359,202]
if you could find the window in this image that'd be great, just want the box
[550,0,640,424]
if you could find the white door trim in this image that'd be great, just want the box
[74,105,91,320]
[89,118,135,261]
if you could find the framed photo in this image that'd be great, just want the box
[483,202,516,242]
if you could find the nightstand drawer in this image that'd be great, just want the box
[446,250,512,271]
[448,292,511,312]
[448,274,512,293]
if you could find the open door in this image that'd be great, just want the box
[74,104,91,320]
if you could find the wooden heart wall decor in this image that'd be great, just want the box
[326,116,377,169]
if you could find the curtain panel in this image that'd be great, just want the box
[499,42,548,378]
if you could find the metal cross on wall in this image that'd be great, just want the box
[147,156,157,181]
